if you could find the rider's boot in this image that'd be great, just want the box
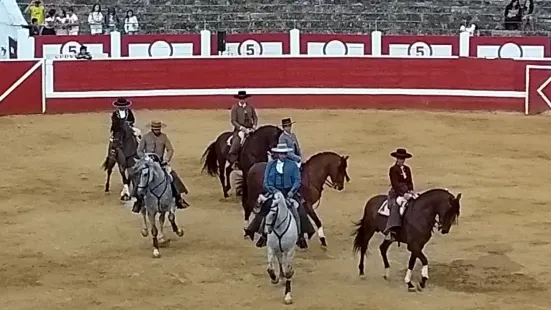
[256,218,267,248]
[171,182,189,209]
[290,199,307,249]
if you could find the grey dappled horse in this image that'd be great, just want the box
[134,154,185,258]
[260,191,298,304]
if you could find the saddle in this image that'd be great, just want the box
[377,196,410,217]
[226,131,251,146]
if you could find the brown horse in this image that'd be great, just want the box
[352,189,461,291]
[244,151,351,248]
[201,131,233,198]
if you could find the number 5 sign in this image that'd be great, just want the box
[237,39,263,56]
[408,42,433,57]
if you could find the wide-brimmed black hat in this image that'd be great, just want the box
[281,118,295,127]
[234,90,251,99]
[391,148,412,159]
[112,97,132,107]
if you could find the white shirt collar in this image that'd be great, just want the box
[238,101,247,108]
[276,159,284,173]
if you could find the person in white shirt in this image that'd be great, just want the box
[56,9,69,35]
[88,4,103,35]
[459,16,477,36]
[67,7,79,35]
[124,10,139,34]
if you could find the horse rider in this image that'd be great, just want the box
[131,120,189,213]
[110,97,142,141]
[278,118,302,165]
[383,148,417,241]
[261,143,307,249]
[227,90,258,170]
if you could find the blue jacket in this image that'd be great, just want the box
[263,159,301,196]
[278,131,302,162]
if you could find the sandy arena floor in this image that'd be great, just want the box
[0,109,550,310]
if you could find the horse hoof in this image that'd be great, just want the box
[120,194,130,201]
[407,282,416,292]
[159,238,169,246]
[320,237,328,247]
[383,268,390,280]
[176,229,184,237]
[284,294,293,305]
[419,277,428,289]
[105,189,109,193]
[141,229,148,237]
[152,249,161,258]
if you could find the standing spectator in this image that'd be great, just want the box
[522,0,535,31]
[459,16,477,36]
[56,9,69,35]
[88,4,103,35]
[124,10,139,35]
[24,0,45,25]
[22,18,41,36]
[67,7,79,35]
[76,46,92,60]
[504,0,522,30]
[42,9,57,35]
[104,7,120,33]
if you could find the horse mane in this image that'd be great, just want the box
[303,151,341,167]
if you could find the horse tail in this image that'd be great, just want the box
[201,141,218,176]
[352,202,375,255]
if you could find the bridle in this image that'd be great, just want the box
[265,196,293,252]
[136,162,170,209]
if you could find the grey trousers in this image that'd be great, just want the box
[383,192,401,234]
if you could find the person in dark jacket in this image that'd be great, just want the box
[76,46,93,60]
[522,0,535,31]
[383,148,417,241]
[110,97,141,141]
[504,0,522,30]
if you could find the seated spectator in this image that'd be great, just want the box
[459,16,476,36]
[42,9,57,35]
[66,7,79,35]
[104,7,120,34]
[76,46,92,60]
[522,0,534,31]
[56,9,69,35]
[24,0,45,25]
[504,0,522,30]
[22,18,41,36]
[88,4,103,35]
[124,10,139,34]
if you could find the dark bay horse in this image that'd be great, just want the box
[102,116,139,200]
[352,189,462,291]
[238,125,282,228]
[201,131,233,198]
[244,152,351,248]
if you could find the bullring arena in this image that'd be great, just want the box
[1,108,550,309]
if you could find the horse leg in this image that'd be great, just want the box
[149,212,160,258]
[219,158,229,198]
[140,208,149,237]
[305,204,325,247]
[118,164,130,201]
[266,244,279,284]
[158,212,167,244]
[417,250,429,290]
[104,156,116,192]
[357,229,375,277]
[379,239,393,280]
[168,210,184,237]
[282,247,296,305]
[404,252,417,291]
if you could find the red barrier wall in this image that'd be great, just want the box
[4,57,551,115]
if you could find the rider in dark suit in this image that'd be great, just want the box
[110,97,141,140]
[384,148,416,241]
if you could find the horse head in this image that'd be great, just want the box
[439,192,462,234]
[265,191,286,234]
[320,153,351,191]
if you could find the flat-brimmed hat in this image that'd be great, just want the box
[112,97,132,108]
[281,118,295,127]
[271,143,293,153]
[146,120,166,129]
[234,90,251,99]
[391,148,412,159]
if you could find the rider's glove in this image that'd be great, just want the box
[287,192,295,199]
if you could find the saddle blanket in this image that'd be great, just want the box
[226,132,248,146]
[378,197,408,217]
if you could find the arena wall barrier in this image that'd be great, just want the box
[2,57,551,116]
[11,29,551,60]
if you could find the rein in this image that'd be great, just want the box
[137,165,170,211]
[266,197,293,252]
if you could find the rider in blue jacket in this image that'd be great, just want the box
[262,143,307,248]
